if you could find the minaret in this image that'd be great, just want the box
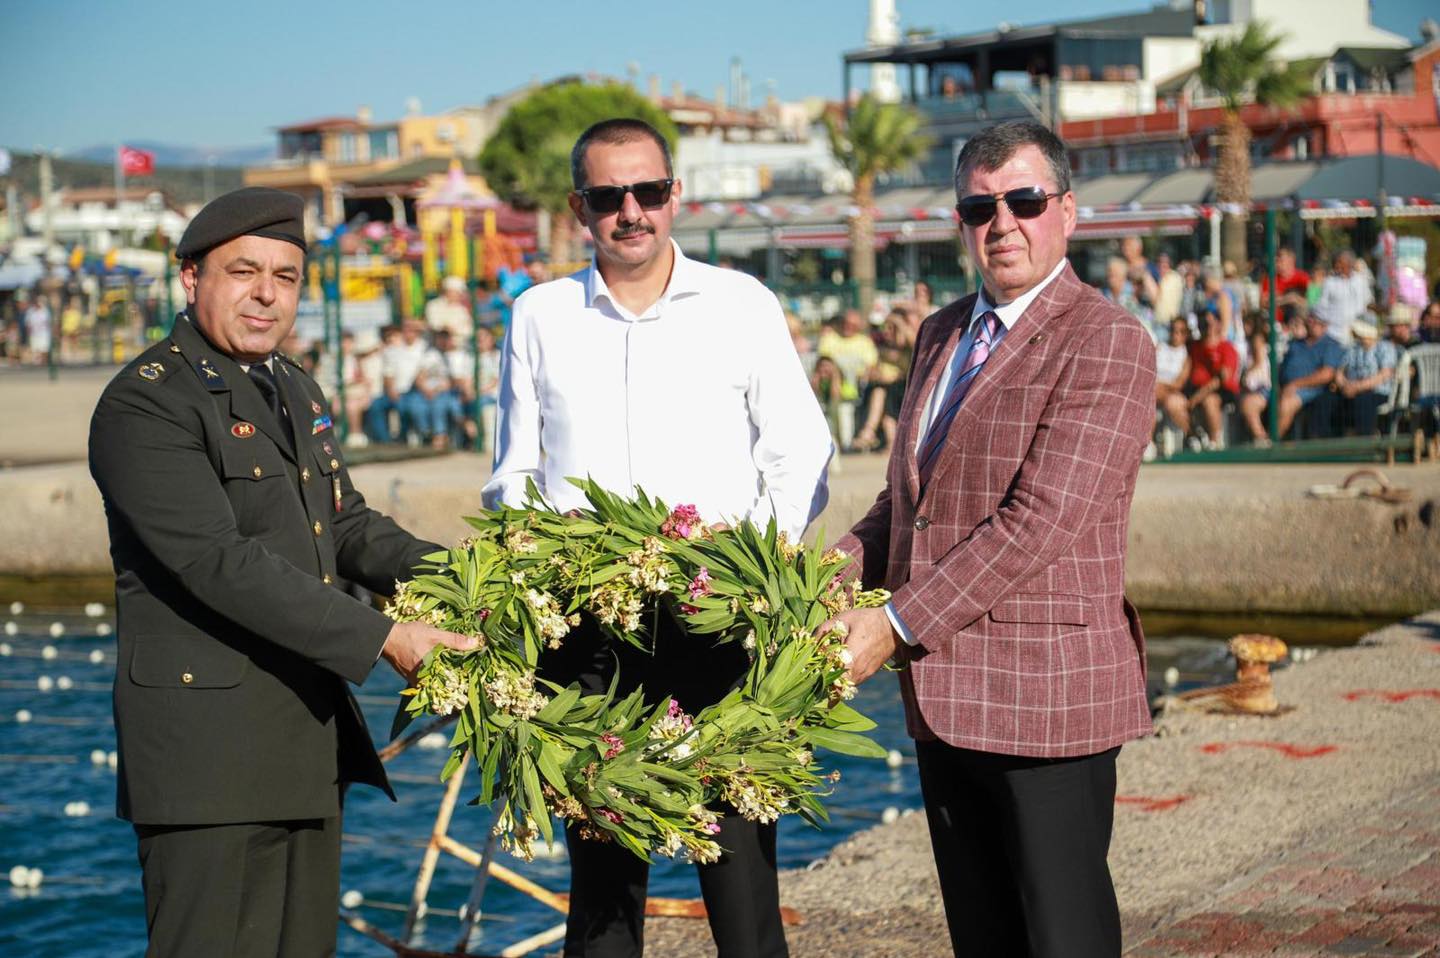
[867,0,902,103]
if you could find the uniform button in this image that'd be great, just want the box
[322,574,333,585]
[914,515,931,531]
[330,458,339,470]
[313,521,323,536]
[181,672,194,684]
[301,467,311,482]
[252,465,263,479]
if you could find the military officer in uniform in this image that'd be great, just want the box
[88,187,475,957]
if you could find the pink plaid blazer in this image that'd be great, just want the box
[837,262,1156,758]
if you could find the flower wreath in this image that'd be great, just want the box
[387,479,889,863]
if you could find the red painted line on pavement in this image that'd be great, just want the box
[1115,794,1192,812]
[1199,741,1339,759]
[1341,689,1440,703]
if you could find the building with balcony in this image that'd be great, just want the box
[23,187,189,252]
[842,0,1421,185]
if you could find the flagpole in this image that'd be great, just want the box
[116,144,127,248]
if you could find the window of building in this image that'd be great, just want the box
[369,129,398,161]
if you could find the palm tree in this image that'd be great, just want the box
[823,95,931,316]
[1198,21,1312,270]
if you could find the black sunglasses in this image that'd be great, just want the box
[576,178,674,215]
[956,187,1063,227]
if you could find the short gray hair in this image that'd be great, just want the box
[954,120,1071,198]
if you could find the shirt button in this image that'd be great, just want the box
[313,521,323,536]
[301,467,311,482]
[914,515,931,531]
[322,574,333,585]
[181,672,194,684]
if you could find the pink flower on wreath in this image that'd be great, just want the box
[679,603,701,615]
[600,808,625,824]
[600,733,625,760]
[661,504,703,540]
[704,821,722,834]
[687,566,712,601]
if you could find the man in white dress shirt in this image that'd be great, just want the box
[483,118,831,958]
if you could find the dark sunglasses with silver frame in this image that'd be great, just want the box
[575,178,675,215]
[956,186,1064,227]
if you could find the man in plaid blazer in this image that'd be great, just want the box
[832,121,1156,957]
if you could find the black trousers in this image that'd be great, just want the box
[134,816,341,958]
[541,611,788,958]
[916,740,1122,958]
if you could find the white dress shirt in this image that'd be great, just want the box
[481,241,832,539]
[1313,271,1373,345]
[891,257,1068,645]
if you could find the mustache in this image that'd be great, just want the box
[611,224,655,240]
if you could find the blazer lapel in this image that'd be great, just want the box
[900,296,973,506]
[916,263,1085,504]
[169,316,298,461]
[274,360,309,457]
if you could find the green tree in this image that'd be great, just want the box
[479,81,679,264]
[1199,21,1311,270]
[823,95,931,316]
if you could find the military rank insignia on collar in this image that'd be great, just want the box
[194,357,226,390]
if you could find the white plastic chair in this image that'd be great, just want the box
[1388,344,1440,438]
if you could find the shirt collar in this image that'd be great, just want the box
[971,257,1068,331]
[584,239,702,318]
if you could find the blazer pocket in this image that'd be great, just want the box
[221,444,288,482]
[988,592,1091,626]
[129,634,249,689]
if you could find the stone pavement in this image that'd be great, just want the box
[1126,781,1440,956]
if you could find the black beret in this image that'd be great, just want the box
[176,187,307,260]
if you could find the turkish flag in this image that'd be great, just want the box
[119,145,155,177]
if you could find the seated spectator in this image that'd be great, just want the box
[852,308,914,452]
[1275,307,1344,439]
[366,318,437,444]
[414,333,462,449]
[817,309,878,450]
[1184,308,1240,448]
[1420,300,1440,345]
[1101,256,1155,339]
[810,355,845,456]
[314,329,378,447]
[1335,320,1397,436]
[439,325,501,451]
[1155,317,1192,436]
[1197,270,1235,343]
[425,276,473,344]
[1239,327,1273,445]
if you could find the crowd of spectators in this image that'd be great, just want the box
[1115,238,1440,455]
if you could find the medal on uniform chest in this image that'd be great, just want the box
[333,475,343,513]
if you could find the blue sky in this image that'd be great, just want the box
[0,0,1432,154]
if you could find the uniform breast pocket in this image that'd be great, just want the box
[219,443,291,534]
[129,633,249,689]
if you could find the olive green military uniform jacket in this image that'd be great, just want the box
[89,314,437,825]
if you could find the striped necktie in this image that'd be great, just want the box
[917,310,1000,484]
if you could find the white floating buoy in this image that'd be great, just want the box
[88,649,105,664]
[9,865,28,888]
[24,867,43,889]
[107,751,118,770]
[64,801,91,817]
[3,622,16,636]
[9,601,23,615]
[41,646,58,660]
[90,749,107,766]
[48,622,64,639]
[885,749,903,769]
[0,642,12,656]
[56,676,73,691]
[418,732,447,750]
[881,806,900,825]
[37,676,55,692]
[84,603,105,618]
[1163,666,1180,687]
[96,623,112,637]
[340,889,364,909]
[15,710,33,724]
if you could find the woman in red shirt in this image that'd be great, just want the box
[1186,308,1241,448]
